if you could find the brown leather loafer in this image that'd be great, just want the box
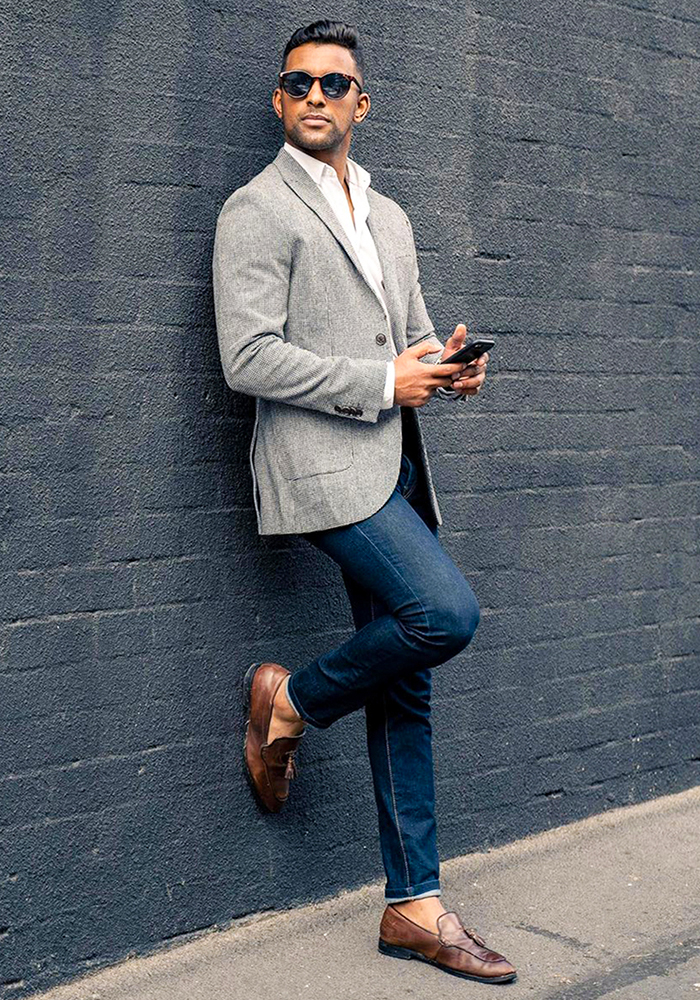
[242,661,304,813]
[378,905,517,984]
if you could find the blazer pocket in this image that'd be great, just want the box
[391,250,413,272]
[273,406,355,481]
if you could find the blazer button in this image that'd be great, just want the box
[375,333,387,346]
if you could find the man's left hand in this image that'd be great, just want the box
[441,322,489,396]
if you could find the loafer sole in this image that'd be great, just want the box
[241,662,273,810]
[378,938,517,984]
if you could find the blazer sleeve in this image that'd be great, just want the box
[401,211,466,402]
[212,186,389,424]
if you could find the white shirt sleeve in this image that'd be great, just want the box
[381,359,395,409]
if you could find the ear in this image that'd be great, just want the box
[353,92,370,123]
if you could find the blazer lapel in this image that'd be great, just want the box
[365,192,405,349]
[273,147,406,347]
[273,148,371,286]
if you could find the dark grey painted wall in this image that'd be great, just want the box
[2,0,699,995]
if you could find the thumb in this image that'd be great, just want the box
[443,322,468,353]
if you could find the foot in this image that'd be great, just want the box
[267,675,306,744]
[242,662,305,813]
[390,896,449,933]
[378,904,517,984]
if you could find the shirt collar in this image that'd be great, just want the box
[283,141,371,193]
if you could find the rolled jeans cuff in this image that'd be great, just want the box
[285,673,325,730]
[384,878,441,903]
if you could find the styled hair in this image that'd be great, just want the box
[280,19,366,87]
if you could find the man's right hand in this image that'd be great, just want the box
[393,341,468,407]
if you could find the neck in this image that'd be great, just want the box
[286,134,352,188]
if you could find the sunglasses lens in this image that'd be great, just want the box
[321,73,350,98]
[283,72,312,97]
[281,71,353,99]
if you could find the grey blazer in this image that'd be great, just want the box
[212,146,455,536]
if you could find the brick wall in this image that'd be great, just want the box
[1,0,698,994]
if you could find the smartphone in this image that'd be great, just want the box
[440,338,495,366]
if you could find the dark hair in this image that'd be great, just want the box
[280,19,366,88]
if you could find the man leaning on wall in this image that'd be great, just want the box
[212,18,515,986]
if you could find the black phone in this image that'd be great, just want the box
[440,338,495,366]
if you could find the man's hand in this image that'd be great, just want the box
[393,323,489,406]
[436,322,489,397]
[393,339,471,407]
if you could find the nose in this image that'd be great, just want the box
[306,78,326,104]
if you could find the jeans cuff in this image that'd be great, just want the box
[384,879,441,903]
[285,674,325,730]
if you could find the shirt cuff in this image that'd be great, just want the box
[381,359,395,409]
[436,385,468,400]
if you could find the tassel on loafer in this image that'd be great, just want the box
[242,661,305,813]
[378,905,517,984]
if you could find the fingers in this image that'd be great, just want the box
[410,342,445,360]
[431,358,489,388]
[433,361,470,375]
[451,354,489,392]
[435,350,489,373]
[462,352,489,370]
[453,371,485,391]
[451,372,484,393]
[456,362,484,379]
[445,358,487,381]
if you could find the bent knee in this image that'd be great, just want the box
[415,585,480,655]
[443,589,480,652]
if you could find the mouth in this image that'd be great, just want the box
[302,115,330,125]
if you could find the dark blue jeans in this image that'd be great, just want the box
[286,409,481,903]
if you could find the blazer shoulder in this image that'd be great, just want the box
[213,166,292,267]
[369,188,410,223]
[216,162,285,223]
[368,189,417,248]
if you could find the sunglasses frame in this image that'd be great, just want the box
[278,70,364,100]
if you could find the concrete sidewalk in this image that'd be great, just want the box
[38,787,700,1000]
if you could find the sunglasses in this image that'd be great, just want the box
[278,70,363,100]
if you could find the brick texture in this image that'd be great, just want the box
[1,1,698,994]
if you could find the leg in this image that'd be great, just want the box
[286,470,480,731]
[340,449,444,910]
[292,427,479,914]
[360,594,442,905]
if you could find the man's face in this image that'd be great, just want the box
[273,42,369,152]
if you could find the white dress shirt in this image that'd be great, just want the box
[282,141,461,406]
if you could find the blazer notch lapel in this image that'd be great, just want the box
[274,147,376,297]
[366,194,405,348]
[273,148,406,347]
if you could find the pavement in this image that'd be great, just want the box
[37,785,700,1000]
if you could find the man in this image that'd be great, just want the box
[212,19,517,986]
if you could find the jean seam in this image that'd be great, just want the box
[404,457,418,499]
[353,522,430,635]
[368,589,411,896]
[402,475,418,501]
[399,453,418,500]
[382,686,412,893]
